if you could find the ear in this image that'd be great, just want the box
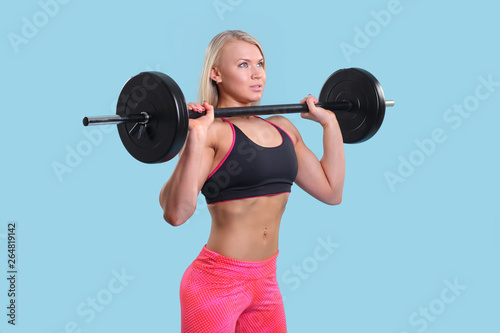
[210,67,221,83]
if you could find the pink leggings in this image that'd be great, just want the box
[180,246,287,332]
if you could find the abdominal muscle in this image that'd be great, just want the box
[205,193,289,262]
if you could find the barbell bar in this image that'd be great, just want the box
[82,68,394,163]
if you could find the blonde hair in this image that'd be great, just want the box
[197,30,265,107]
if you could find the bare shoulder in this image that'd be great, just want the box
[208,118,231,135]
[265,115,302,144]
[206,118,233,148]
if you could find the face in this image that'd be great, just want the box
[211,40,266,107]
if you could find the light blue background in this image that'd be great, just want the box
[1,0,499,332]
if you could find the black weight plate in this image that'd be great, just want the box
[319,68,385,143]
[116,72,188,163]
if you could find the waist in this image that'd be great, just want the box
[205,194,286,260]
[192,245,278,280]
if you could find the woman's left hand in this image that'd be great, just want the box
[299,94,336,127]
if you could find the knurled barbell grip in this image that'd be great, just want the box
[191,100,394,119]
[189,101,354,119]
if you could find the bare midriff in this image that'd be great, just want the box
[205,193,289,262]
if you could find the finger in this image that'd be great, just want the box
[189,103,206,112]
[301,94,317,105]
[307,94,319,104]
[305,94,319,104]
[306,96,317,110]
[202,101,214,112]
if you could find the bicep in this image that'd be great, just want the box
[293,138,333,202]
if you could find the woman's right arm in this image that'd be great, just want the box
[159,102,215,226]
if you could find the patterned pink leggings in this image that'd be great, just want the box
[180,246,287,332]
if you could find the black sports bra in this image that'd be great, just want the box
[201,117,298,204]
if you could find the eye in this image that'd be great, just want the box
[257,61,264,67]
[238,62,249,68]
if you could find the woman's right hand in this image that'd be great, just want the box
[187,101,215,131]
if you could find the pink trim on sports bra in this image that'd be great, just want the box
[205,118,235,180]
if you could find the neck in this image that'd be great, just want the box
[217,101,253,109]
[216,95,253,109]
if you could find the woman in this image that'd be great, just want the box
[159,30,345,332]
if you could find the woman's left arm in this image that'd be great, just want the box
[278,95,345,205]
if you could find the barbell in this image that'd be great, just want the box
[82,68,394,163]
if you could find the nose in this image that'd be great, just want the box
[251,66,264,80]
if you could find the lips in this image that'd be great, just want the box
[250,84,263,92]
